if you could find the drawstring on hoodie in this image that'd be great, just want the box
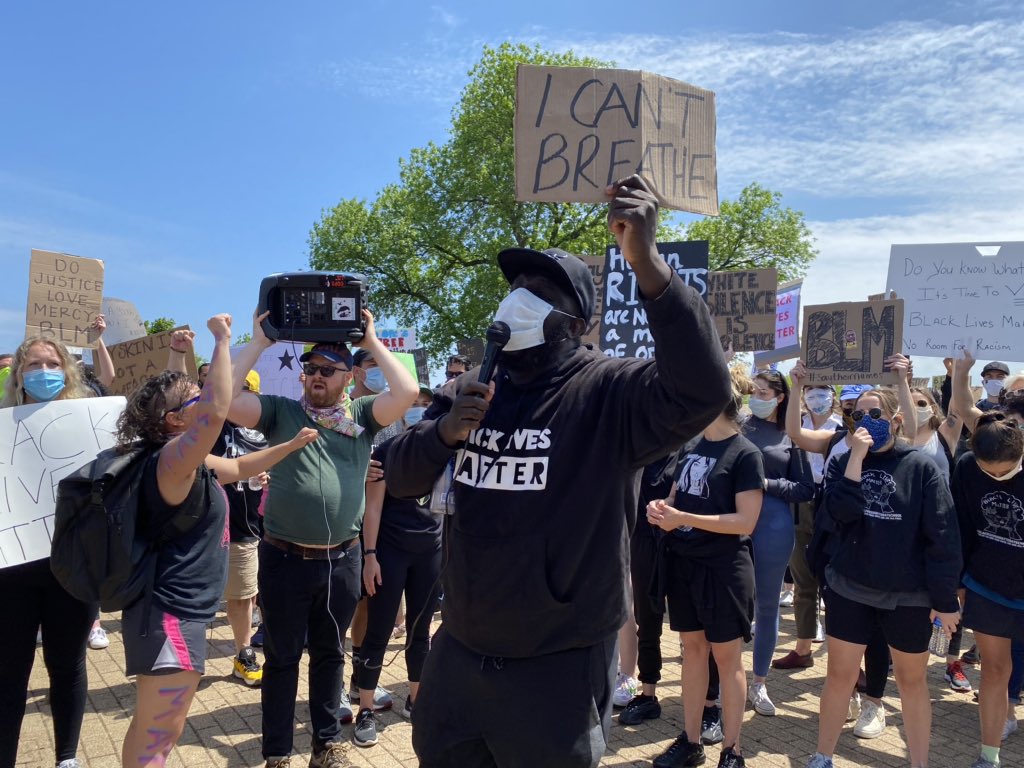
[480,655,505,672]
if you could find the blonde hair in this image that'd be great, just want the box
[729,363,754,396]
[0,337,90,408]
[911,387,944,431]
[1004,373,1024,394]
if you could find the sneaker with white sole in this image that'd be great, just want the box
[945,660,973,692]
[805,754,833,768]
[970,759,998,768]
[88,627,109,650]
[57,760,81,768]
[779,588,794,607]
[846,692,861,722]
[612,672,639,708]
[1003,716,1018,742]
[338,690,353,725]
[352,709,378,748]
[700,704,723,745]
[309,740,353,767]
[400,695,413,720]
[853,699,885,739]
[747,682,776,716]
[814,621,826,643]
[348,684,393,712]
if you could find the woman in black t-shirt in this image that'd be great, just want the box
[646,388,765,768]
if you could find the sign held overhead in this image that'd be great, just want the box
[801,299,904,386]
[25,249,104,348]
[706,269,778,352]
[515,65,718,215]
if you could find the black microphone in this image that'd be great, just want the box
[478,321,511,384]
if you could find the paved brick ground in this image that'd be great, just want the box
[14,606,1023,767]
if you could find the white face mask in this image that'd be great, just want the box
[748,396,778,419]
[916,406,934,425]
[985,379,1005,398]
[493,288,564,352]
[804,391,833,416]
[981,462,1024,482]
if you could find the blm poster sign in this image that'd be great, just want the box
[515,65,718,215]
[25,249,104,348]
[801,299,905,386]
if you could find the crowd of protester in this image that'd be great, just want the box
[2,177,1024,768]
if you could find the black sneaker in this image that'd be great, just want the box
[700,705,723,745]
[717,747,745,768]
[653,732,705,768]
[352,708,378,748]
[400,695,413,720]
[619,694,661,725]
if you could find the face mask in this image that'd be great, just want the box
[805,391,833,416]
[22,369,65,402]
[363,367,386,393]
[404,406,426,426]
[494,288,578,352]
[985,379,1005,398]
[981,462,1024,482]
[916,406,934,425]
[859,413,892,451]
[748,397,778,419]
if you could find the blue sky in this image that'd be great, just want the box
[2,1,1022,377]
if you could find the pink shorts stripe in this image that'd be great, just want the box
[162,613,195,671]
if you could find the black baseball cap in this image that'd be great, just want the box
[299,343,353,369]
[497,247,595,320]
[982,361,1010,376]
[352,349,375,367]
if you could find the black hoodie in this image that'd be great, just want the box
[386,274,730,657]
[824,443,961,613]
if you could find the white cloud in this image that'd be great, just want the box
[431,5,462,30]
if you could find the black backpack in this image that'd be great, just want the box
[51,443,205,612]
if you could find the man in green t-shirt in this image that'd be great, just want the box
[229,309,418,768]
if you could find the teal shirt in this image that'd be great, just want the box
[255,394,381,545]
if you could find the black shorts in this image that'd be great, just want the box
[963,588,1024,641]
[122,601,208,677]
[664,544,754,644]
[824,587,932,654]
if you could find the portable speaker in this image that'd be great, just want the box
[257,272,367,343]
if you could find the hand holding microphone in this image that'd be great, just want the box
[438,321,509,448]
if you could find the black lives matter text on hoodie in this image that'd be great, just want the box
[824,443,962,613]
[386,274,731,658]
[953,453,1024,602]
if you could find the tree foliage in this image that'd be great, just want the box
[309,43,614,362]
[143,317,176,335]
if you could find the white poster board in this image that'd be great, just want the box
[886,242,1024,359]
[377,328,418,352]
[0,397,125,567]
[231,343,304,400]
[754,280,803,366]
[101,297,147,346]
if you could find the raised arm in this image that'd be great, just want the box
[157,314,233,505]
[205,427,319,486]
[888,354,918,439]
[227,311,272,429]
[952,350,984,433]
[91,314,116,387]
[167,329,196,375]
[358,310,418,427]
[785,361,839,454]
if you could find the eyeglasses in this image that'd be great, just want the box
[303,363,348,378]
[445,370,461,380]
[165,395,201,415]
[851,408,883,422]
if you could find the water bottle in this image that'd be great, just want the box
[247,475,264,491]
[928,618,949,656]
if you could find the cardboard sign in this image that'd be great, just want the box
[911,377,930,390]
[377,328,417,351]
[580,254,607,349]
[515,65,718,215]
[886,242,1024,359]
[25,249,105,348]
[754,280,803,366]
[931,375,947,390]
[106,326,197,396]
[456,338,485,367]
[706,269,778,352]
[232,342,304,401]
[0,397,124,567]
[601,241,710,358]
[412,349,431,386]
[801,300,904,385]
[100,297,147,346]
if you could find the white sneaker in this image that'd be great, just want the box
[88,627,109,650]
[814,621,826,643]
[1003,716,1018,742]
[846,692,861,722]
[853,699,886,739]
[748,682,776,716]
[251,607,262,627]
[779,588,795,607]
[612,672,638,708]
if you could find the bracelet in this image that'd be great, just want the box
[363,549,377,556]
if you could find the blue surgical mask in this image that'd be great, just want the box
[23,369,65,402]
[363,367,386,393]
[805,391,834,416]
[748,397,778,419]
[859,414,892,451]
[404,406,427,426]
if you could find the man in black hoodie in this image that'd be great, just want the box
[386,175,732,768]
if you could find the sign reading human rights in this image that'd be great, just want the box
[801,299,905,386]
[25,249,105,348]
[886,241,1024,359]
[515,65,718,215]
[0,397,124,568]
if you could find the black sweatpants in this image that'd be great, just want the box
[413,627,616,768]
[630,529,663,685]
[0,558,96,768]
[356,542,441,691]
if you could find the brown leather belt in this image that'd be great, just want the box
[263,534,359,560]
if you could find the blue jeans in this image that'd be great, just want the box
[751,499,795,677]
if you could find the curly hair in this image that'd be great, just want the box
[116,370,195,448]
[0,336,90,408]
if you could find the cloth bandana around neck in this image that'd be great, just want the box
[300,393,365,438]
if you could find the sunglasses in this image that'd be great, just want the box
[302,363,348,378]
[165,394,201,416]
[851,408,883,422]
[445,370,460,380]
[915,399,931,408]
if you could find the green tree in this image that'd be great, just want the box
[235,332,253,346]
[668,182,817,281]
[143,317,176,335]
[309,43,614,362]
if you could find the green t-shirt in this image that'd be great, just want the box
[255,394,381,546]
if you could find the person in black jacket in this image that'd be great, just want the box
[953,412,1024,768]
[384,175,732,768]
[806,386,961,768]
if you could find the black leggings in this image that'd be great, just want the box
[630,531,663,685]
[864,624,890,700]
[0,558,96,768]
[356,541,441,691]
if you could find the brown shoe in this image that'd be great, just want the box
[771,650,813,669]
[265,758,292,768]
[309,741,352,768]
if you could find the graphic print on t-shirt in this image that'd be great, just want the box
[676,454,717,500]
[861,469,899,520]
[454,426,551,491]
[979,490,1024,547]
